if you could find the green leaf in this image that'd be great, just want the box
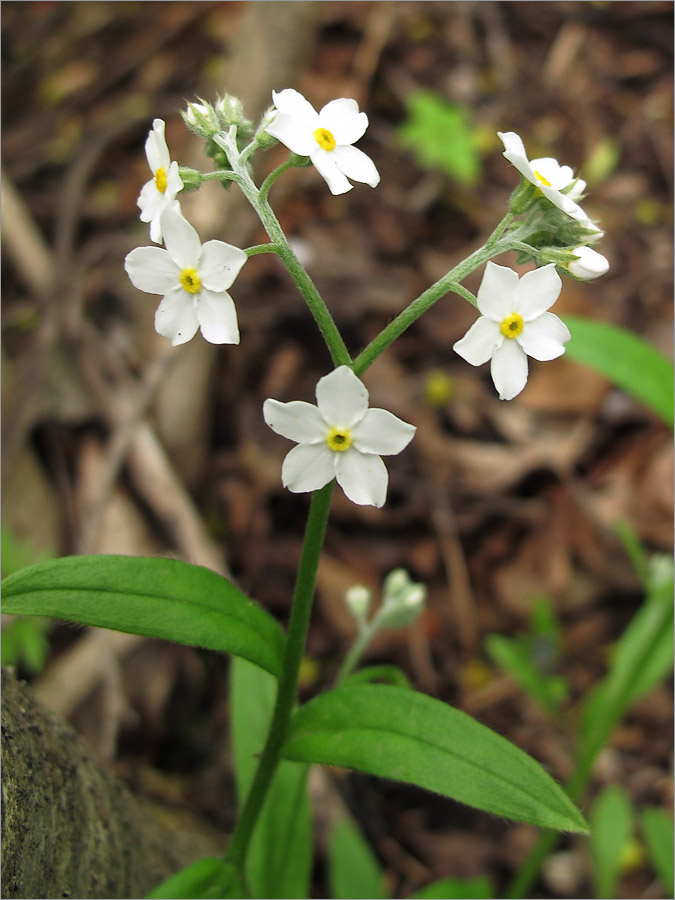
[484,633,567,720]
[342,664,412,689]
[563,316,674,428]
[328,818,387,900]
[231,657,312,899]
[2,555,285,678]
[147,858,242,899]
[410,875,494,899]
[641,807,675,896]
[282,684,587,834]
[589,785,634,899]
[398,90,481,186]
[578,557,674,774]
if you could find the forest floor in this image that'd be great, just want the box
[2,2,673,898]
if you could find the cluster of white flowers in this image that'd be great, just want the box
[127,120,247,346]
[124,92,609,506]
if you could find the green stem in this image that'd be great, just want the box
[245,243,280,258]
[334,621,379,686]
[259,159,296,203]
[353,237,509,377]
[216,133,350,368]
[225,482,334,874]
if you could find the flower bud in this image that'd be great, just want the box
[567,246,609,280]
[345,585,372,624]
[378,569,426,629]
[182,100,221,138]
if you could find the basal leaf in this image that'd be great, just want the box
[641,807,675,896]
[589,786,634,899]
[410,875,494,899]
[282,684,587,834]
[148,858,241,899]
[578,558,674,774]
[231,657,312,899]
[2,555,285,678]
[563,316,674,428]
[328,818,387,900]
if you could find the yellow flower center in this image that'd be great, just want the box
[314,127,336,152]
[154,167,168,193]
[179,267,201,294]
[326,426,353,452]
[500,312,524,339]
[533,169,552,188]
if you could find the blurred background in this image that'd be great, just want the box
[2,2,673,897]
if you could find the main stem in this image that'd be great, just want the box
[225,482,334,874]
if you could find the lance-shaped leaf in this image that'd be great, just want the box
[2,555,285,678]
[282,684,587,834]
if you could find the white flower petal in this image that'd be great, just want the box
[319,99,368,144]
[125,246,178,294]
[540,185,589,222]
[164,161,184,200]
[518,313,570,360]
[352,408,416,455]
[516,264,562,319]
[315,367,368,428]
[310,149,353,195]
[137,180,164,222]
[335,450,388,508]
[529,157,574,190]
[281,443,335,494]
[160,208,202,268]
[199,241,247,291]
[490,339,529,401]
[453,316,502,365]
[154,288,199,346]
[476,261,520,319]
[265,112,317,156]
[567,246,609,280]
[567,178,586,200]
[145,119,170,172]
[498,131,536,182]
[195,289,240,345]
[263,399,327,444]
[272,89,320,127]
[333,145,380,188]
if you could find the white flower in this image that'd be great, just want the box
[498,131,600,231]
[265,89,380,195]
[263,366,415,507]
[124,207,247,347]
[137,119,184,243]
[453,262,570,401]
[567,246,609,280]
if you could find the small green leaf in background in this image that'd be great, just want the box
[1,617,51,673]
[328,818,387,900]
[1,524,54,673]
[231,657,312,899]
[576,556,674,791]
[410,874,494,899]
[397,90,481,186]
[563,315,674,428]
[642,807,675,897]
[589,785,634,899]
[485,596,568,720]
[282,684,588,834]
[1,555,286,678]
[1,523,53,578]
[147,857,240,899]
